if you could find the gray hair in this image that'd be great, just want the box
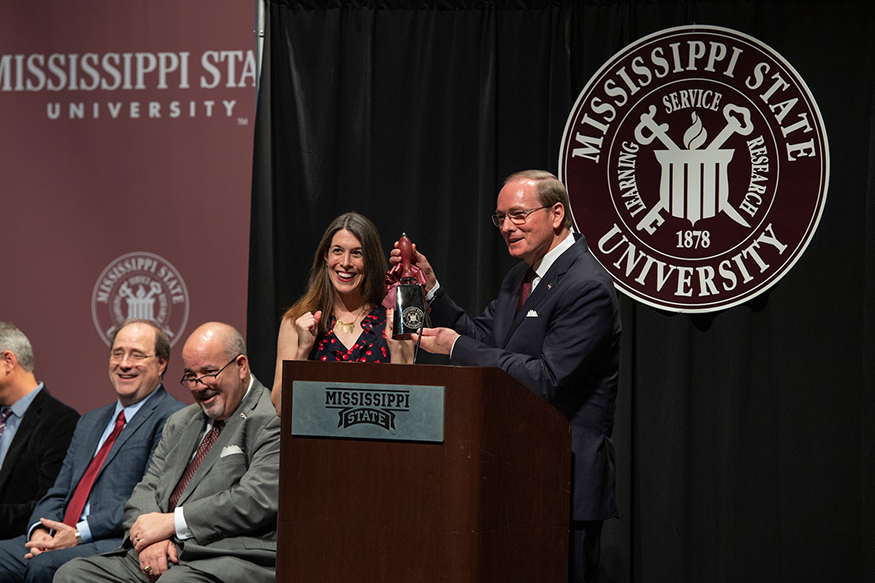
[0,322,35,372]
[504,170,573,230]
[222,326,248,361]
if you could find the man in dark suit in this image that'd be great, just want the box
[393,170,621,583]
[55,322,280,583]
[0,318,185,583]
[0,322,80,539]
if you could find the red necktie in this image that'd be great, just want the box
[63,410,126,526]
[168,420,224,511]
[516,267,537,315]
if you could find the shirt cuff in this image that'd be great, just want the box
[425,280,441,302]
[174,507,193,540]
[77,519,92,543]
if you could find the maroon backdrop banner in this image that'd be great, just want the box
[1,1,256,413]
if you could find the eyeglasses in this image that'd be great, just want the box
[180,355,241,389]
[110,351,154,364]
[491,206,549,227]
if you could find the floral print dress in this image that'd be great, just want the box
[310,304,391,362]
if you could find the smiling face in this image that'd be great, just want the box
[181,324,248,421]
[325,229,366,299]
[496,178,565,266]
[109,322,166,407]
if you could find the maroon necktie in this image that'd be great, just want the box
[168,420,224,511]
[516,267,537,315]
[63,410,126,526]
[0,407,12,437]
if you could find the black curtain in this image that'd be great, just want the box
[249,1,875,580]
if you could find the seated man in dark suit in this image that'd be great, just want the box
[0,318,185,583]
[55,322,281,583]
[0,322,80,539]
[391,171,622,583]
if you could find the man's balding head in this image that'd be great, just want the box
[181,323,249,421]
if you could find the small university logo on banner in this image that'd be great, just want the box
[91,252,190,346]
[559,25,829,312]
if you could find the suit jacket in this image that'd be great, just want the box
[27,385,184,543]
[0,387,79,538]
[121,376,280,583]
[429,235,621,521]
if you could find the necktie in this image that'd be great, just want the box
[63,409,126,526]
[516,267,537,315]
[168,420,225,511]
[0,407,12,437]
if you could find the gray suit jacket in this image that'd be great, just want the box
[27,385,184,543]
[121,376,280,583]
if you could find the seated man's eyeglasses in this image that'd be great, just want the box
[491,206,549,227]
[110,351,154,364]
[180,355,242,388]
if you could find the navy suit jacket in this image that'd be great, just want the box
[429,235,621,521]
[27,385,184,543]
[0,387,79,538]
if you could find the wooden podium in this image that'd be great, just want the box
[277,361,571,583]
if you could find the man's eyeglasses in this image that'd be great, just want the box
[491,206,549,227]
[180,355,242,389]
[110,351,154,364]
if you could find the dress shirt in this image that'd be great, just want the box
[529,231,575,293]
[0,384,43,468]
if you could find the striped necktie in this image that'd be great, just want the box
[0,407,13,437]
[168,419,225,511]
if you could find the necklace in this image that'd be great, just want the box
[335,305,368,334]
[335,319,356,334]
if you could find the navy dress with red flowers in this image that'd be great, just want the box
[310,305,391,362]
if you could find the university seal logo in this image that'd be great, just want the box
[559,25,828,312]
[91,252,190,346]
[401,305,426,331]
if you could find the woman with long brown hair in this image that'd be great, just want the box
[270,212,412,414]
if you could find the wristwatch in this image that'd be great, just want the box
[74,530,83,545]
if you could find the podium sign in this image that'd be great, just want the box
[291,380,445,442]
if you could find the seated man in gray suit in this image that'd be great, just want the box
[55,322,281,583]
[0,318,184,583]
[0,322,80,539]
